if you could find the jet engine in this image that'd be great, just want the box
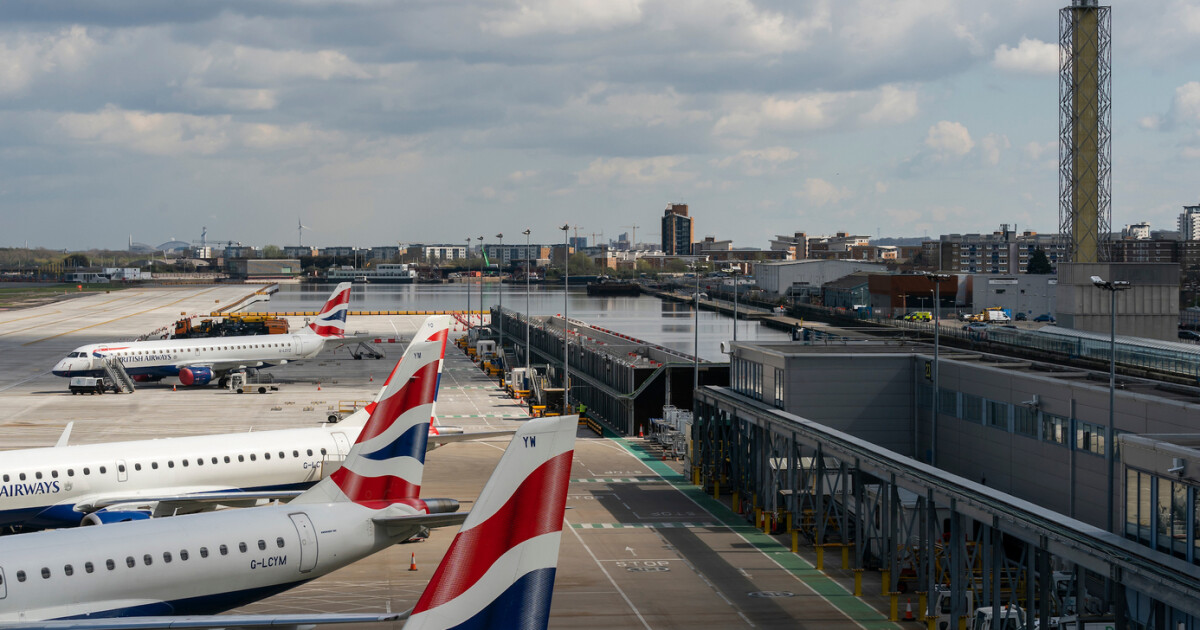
[81,510,152,526]
[179,366,215,386]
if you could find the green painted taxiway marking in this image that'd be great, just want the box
[571,522,722,529]
[607,437,899,630]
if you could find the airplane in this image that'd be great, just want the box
[2,316,513,532]
[0,328,578,628]
[51,282,354,388]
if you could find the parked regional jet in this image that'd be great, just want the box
[0,328,577,627]
[51,282,353,387]
[2,316,519,531]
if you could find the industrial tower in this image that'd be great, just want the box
[1058,0,1112,263]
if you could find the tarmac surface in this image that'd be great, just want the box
[0,286,905,629]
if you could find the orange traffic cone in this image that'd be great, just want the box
[369,375,374,382]
[317,382,321,391]
[638,429,643,438]
[904,599,914,621]
[172,384,176,391]
[408,553,418,571]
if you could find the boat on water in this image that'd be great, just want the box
[326,263,418,283]
[586,277,641,296]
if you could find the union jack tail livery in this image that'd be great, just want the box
[404,415,578,630]
[294,315,450,507]
[308,282,353,338]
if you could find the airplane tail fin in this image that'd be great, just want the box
[307,282,353,338]
[293,315,450,506]
[403,415,578,630]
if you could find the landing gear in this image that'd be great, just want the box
[218,376,229,389]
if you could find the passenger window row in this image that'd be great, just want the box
[3,466,107,483]
[11,537,287,582]
[2,449,327,483]
[105,343,292,358]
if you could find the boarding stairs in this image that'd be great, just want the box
[102,358,136,393]
[348,341,385,360]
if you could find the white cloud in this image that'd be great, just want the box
[176,78,278,111]
[979,133,1010,166]
[795,177,850,206]
[715,86,920,139]
[858,85,920,126]
[0,26,96,97]
[56,105,342,156]
[1172,82,1200,124]
[198,45,371,83]
[992,38,1058,75]
[1023,141,1055,161]
[924,121,974,158]
[481,0,644,37]
[875,181,889,194]
[58,106,233,156]
[576,156,693,186]
[711,146,799,176]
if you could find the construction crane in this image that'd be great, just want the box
[621,224,640,248]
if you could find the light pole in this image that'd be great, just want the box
[465,237,471,329]
[1091,275,1131,533]
[560,224,571,413]
[924,272,953,467]
[731,266,740,343]
[496,232,504,367]
[523,228,532,370]
[692,261,702,393]
[477,236,484,330]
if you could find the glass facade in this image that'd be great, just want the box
[1125,468,1199,565]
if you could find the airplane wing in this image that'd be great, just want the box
[75,490,305,514]
[0,611,406,629]
[429,429,516,445]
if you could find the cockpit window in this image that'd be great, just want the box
[67,352,84,358]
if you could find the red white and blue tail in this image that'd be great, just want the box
[308,282,352,338]
[403,415,578,630]
[294,315,450,507]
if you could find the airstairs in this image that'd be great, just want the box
[102,358,136,393]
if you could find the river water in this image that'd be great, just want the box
[248,282,788,361]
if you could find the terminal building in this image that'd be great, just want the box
[694,336,1200,628]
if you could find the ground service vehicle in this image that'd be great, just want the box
[68,376,111,394]
[903,311,933,322]
[967,307,1011,323]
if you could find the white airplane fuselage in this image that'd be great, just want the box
[0,499,419,620]
[50,332,327,383]
[0,413,460,530]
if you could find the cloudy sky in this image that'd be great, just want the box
[2,0,1199,251]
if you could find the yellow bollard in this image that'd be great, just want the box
[713,480,720,500]
[841,544,850,570]
[853,569,864,597]
[754,507,762,527]
[693,467,701,486]
[785,511,793,533]
[888,592,899,622]
[791,530,799,553]
[958,615,968,630]
[815,545,825,571]
[752,493,758,511]
[926,615,939,630]
[732,491,739,513]
[917,591,927,621]
[881,569,890,597]
[762,512,770,535]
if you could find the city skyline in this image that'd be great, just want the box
[1,1,1198,250]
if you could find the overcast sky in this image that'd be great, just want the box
[2,1,1198,251]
